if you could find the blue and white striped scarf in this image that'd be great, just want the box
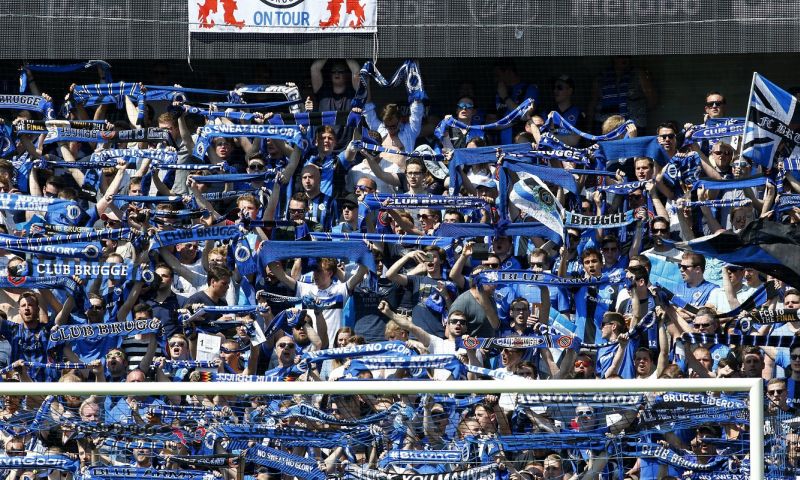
[564,209,637,229]
[361,193,488,211]
[309,231,452,247]
[435,99,534,140]
[352,60,426,108]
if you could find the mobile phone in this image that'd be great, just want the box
[472,243,490,260]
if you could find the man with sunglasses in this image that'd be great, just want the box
[332,193,359,233]
[441,96,482,149]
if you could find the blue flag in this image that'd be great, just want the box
[742,72,800,171]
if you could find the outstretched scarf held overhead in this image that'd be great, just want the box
[256,240,376,272]
[20,60,112,93]
[352,60,426,108]
[434,99,535,140]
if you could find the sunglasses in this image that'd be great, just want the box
[711,150,732,156]
[483,262,500,269]
[767,389,785,396]
[342,204,357,210]
[169,341,187,348]
[692,323,712,328]
[449,318,468,325]
[278,343,296,349]
[658,133,676,140]
[790,354,800,360]
[705,100,725,108]
[89,304,105,311]
[732,161,750,168]
[355,185,373,191]
[679,264,698,270]
[574,360,591,368]
[652,227,669,233]
[576,409,594,416]
[288,208,306,215]
[106,351,124,359]
[456,102,474,110]
[248,163,265,171]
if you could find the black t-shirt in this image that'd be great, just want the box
[352,278,401,343]
[186,290,227,321]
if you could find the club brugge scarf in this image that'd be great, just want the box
[92,148,178,165]
[4,241,104,260]
[183,104,257,122]
[0,192,81,218]
[160,359,216,370]
[352,60,426,108]
[113,194,184,204]
[683,117,745,145]
[309,231,452,247]
[434,99,534,140]
[448,143,531,195]
[14,119,111,135]
[31,223,95,235]
[0,227,131,249]
[167,454,238,469]
[594,136,672,167]
[301,341,413,363]
[101,438,166,450]
[85,467,210,480]
[0,455,79,473]
[684,198,752,209]
[475,269,626,288]
[20,60,111,93]
[776,193,800,211]
[517,392,643,407]
[542,111,635,142]
[351,140,445,163]
[153,162,228,172]
[361,193,488,211]
[595,180,649,195]
[180,304,269,325]
[49,317,161,346]
[637,407,748,429]
[622,442,728,472]
[354,354,466,379]
[681,332,796,347]
[190,170,277,184]
[269,402,402,427]
[378,443,469,468]
[692,174,766,191]
[151,208,207,221]
[0,394,52,434]
[229,84,303,113]
[203,190,259,202]
[474,432,608,454]
[193,124,303,159]
[522,147,590,165]
[203,99,302,111]
[435,221,563,245]
[749,307,800,324]
[0,275,77,292]
[70,81,142,107]
[344,464,498,480]
[464,364,523,380]
[245,444,325,480]
[44,126,172,145]
[653,392,747,410]
[497,159,580,205]
[0,94,54,117]
[29,258,140,281]
[208,371,300,383]
[457,334,580,352]
[149,225,241,249]
[256,240,376,272]
[564,209,636,229]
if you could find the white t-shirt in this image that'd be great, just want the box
[296,281,350,346]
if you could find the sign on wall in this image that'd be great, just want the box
[189,0,377,33]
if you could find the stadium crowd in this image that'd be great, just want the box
[0,58,797,480]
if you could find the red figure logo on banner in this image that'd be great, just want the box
[198,0,245,29]
[320,0,365,28]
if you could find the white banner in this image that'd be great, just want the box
[189,0,377,33]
